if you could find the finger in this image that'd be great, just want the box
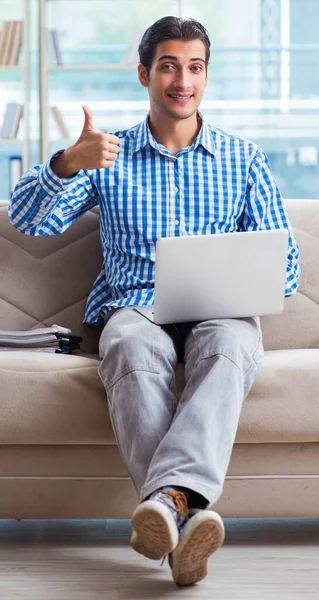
[105,133,121,145]
[107,143,121,154]
[103,151,119,162]
[102,160,115,169]
[82,105,95,132]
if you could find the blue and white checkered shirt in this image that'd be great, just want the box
[9,114,300,324]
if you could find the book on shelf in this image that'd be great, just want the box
[52,29,62,65]
[0,102,23,138]
[9,155,23,196]
[0,324,82,354]
[0,21,12,65]
[7,21,23,66]
[46,28,62,66]
[51,105,70,138]
[0,20,23,66]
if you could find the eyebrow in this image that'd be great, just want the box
[157,55,205,64]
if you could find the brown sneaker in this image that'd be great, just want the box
[169,510,225,586]
[131,487,189,560]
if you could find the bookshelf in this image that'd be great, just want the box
[38,0,180,162]
[0,0,31,195]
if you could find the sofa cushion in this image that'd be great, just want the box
[0,349,318,445]
[237,348,319,443]
[0,352,112,444]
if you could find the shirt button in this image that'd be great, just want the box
[175,219,180,225]
[174,186,179,193]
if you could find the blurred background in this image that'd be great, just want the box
[1,0,319,200]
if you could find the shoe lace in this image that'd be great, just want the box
[163,490,189,520]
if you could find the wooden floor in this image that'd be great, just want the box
[0,518,318,599]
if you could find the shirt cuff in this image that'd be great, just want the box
[39,150,82,196]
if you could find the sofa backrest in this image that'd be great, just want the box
[0,199,318,353]
[0,201,103,354]
[260,199,319,350]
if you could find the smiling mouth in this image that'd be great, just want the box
[167,94,194,105]
[168,94,193,99]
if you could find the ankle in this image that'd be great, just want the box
[148,486,189,530]
[167,485,208,510]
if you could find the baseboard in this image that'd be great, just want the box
[0,476,318,519]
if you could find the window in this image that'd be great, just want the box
[1,0,319,199]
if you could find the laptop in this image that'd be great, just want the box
[134,228,289,325]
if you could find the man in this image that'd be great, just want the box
[9,16,300,587]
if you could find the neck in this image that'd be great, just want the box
[148,111,201,155]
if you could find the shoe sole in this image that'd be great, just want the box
[131,500,179,560]
[171,510,225,586]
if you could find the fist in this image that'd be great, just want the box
[70,105,121,171]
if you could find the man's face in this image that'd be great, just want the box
[138,38,208,121]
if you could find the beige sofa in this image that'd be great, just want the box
[0,198,318,519]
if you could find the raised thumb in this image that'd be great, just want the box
[82,105,94,132]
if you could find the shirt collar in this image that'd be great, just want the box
[195,112,215,156]
[132,112,215,156]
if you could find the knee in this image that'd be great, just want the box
[100,327,154,368]
[196,321,241,360]
[98,318,160,390]
[189,320,262,375]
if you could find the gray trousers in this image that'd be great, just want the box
[98,308,264,507]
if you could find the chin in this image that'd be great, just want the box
[165,106,198,120]
[173,110,197,121]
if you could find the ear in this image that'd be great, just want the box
[138,63,149,88]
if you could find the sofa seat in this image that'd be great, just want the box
[0,352,110,444]
[1,348,318,445]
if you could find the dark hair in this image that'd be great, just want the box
[138,16,211,74]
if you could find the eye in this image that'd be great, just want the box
[161,64,175,70]
[191,65,203,72]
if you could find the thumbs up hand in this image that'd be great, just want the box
[69,105,121,170]
[51,105,121,178]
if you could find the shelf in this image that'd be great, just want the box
[0,139,24,144]
[0,66,25,71]
[46,63,137,72]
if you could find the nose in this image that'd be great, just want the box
[172,68,191,89]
